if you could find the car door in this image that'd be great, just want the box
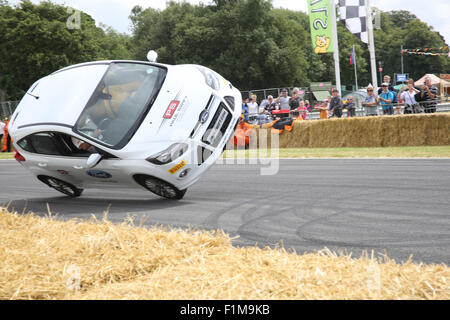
[18,132,131,189]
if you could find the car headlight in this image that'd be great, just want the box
[196,66,220,91]
[147,143,189,165]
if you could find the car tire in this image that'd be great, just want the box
[37,175,84,197]
[133,174,187,200]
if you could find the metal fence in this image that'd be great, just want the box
[241,87,312,103]
[300,99,450,120]
[0,101,19,120]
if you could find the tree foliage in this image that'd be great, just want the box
[1,0,449,100]
[0,0,132,101]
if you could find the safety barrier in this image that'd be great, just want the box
[0,101,19,120]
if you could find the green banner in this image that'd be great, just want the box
[308,0,334,54]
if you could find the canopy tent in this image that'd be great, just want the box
[310,82,333,102]
[414,74,450,88]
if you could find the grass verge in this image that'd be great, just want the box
[223,146,450,159]
[0,152,13,159]
[0,208,448,300]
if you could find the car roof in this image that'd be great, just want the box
[14,60,171,132]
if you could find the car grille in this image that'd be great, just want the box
[224,96,235,111]
[201,102,232,148]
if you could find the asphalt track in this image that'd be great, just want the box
[1,158,449,265]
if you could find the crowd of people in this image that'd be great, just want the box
[241,75,440,123]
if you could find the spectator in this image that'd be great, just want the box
[297,100,308,120]
[304,100,312,112]
[345,96,356,117]
[328,89,343,118]
[276,88,291,110]
[314,99,329,120]
[233,115,253,149]
[377,83,395,115]
[378,75,398,113]
[241,97,249,122]
[247,94,259,115]
[420,76,438,113]
[1,117,12,152]
[289,87,303,110]
[0,119,4,143]
[398,78,421,114]
[377,75,395,95]
[262,95,278,113]
[362,85,378,116]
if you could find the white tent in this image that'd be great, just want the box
[414,74,450,88]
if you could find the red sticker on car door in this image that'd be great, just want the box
[163,101,180,119]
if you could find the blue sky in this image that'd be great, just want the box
[8,0,450,45]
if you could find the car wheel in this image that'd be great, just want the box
[37,175,84,197]
[134,174,187,200]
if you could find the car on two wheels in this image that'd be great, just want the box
[8,54,242,199]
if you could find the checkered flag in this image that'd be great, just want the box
[339,0,368,44]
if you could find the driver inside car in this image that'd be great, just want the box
[71,137,96,153]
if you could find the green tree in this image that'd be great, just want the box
[0,0,131,101]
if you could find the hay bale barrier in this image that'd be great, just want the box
[258,114,450,148]
[1,208,448,300]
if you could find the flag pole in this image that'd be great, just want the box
[366,0,378,91]
[330,0,341,95]
[353,45,359,90]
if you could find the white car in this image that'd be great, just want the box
[8,53,242,199]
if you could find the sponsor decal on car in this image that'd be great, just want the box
[86,170,112,179]
[163,100,180,119]
[169,160,187,175]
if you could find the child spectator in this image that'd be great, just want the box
[345,96,356,117]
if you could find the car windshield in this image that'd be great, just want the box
[74,62,166,149]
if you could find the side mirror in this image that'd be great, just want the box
[86,153,103,169]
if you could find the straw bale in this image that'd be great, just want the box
[0,208,448,300]
[253,114,450,149]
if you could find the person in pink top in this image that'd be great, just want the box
[297,100,308,120]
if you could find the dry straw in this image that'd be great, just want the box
[257,113,450,148]
[0,207,448,300]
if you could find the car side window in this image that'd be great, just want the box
[29,133,63,156]
[18,132,118,158]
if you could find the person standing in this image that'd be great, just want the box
[398,78,421,114]
[297,100,308,120]
[276,88,291,111]
[1,117,11,152]
[377,75,396,95]
[377,83,395,115]
[314,99,329,120]
[420,76,438,113]
[247,94,259,115]
[289,87,303,110]
[328,89,343,118]
[0,119,4,143]
[241,98,249,122]
[345,96,356,117]
[378,75,398,113]
[362,86,378,116]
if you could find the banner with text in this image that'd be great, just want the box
[308,0,334,54]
